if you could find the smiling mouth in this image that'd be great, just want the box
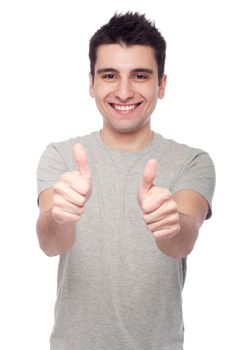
[109,102,142,111]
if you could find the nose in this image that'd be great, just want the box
[115,78,134,102]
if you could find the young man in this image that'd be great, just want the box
[36,12,215,350]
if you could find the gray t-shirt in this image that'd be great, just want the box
[37,131,215,350]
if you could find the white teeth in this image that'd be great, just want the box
[112,104,138,111]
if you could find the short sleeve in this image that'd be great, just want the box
[36,143,69,199]
[172,151,216,219]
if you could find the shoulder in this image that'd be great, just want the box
[151,133,216,203]
[48,131,97,152]
[153,132,214,169]
[37,131,98,175]
[44,131,98,162]
[154,132,203,156]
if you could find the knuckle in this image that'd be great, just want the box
[53,181,63,192]
[163,189,172,201]
[73,214,81,222]
[61,172,71,181]
[152,231,161,240]
[143,213,149,223]
[53,193,63,206]
[51,207,64,221]
[74,204,84,216]
[147,222,156,231]
[168,212,179,225]
[78,196,86,206]
[169,224,180,237]
[52,193,59,205]
[141,200,149,213]
[78,206,85,215]
[171,200,178,212]
[80,181,90,196]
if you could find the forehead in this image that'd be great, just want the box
[95,44,157,72]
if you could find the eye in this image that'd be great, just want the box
[134,74,148,80]
[102,74,117,80]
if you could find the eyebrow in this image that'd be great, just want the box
[96,68,154,75]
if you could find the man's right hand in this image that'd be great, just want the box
[52,143,92,224]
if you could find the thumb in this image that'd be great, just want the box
[141,159,158,193]
[73,143,91,181]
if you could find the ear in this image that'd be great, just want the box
[89,73,95,98]
[158,74,167,99]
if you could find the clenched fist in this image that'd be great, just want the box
[52,144,92,223]
[137,159,180,240]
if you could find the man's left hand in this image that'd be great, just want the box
[137,159,180,241]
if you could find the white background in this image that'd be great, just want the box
[0,0,231,349]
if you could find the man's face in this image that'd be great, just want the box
[89,44,166,135]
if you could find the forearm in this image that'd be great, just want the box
[156,212,199,259]
[36,209,76,256]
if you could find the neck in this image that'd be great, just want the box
[100,126,154,152]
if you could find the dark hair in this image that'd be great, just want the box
[89,12,166,83]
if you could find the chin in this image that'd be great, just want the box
[111,124,147,135]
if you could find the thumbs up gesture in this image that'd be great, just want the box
[137,159,180,240]
[52,144,92,223]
